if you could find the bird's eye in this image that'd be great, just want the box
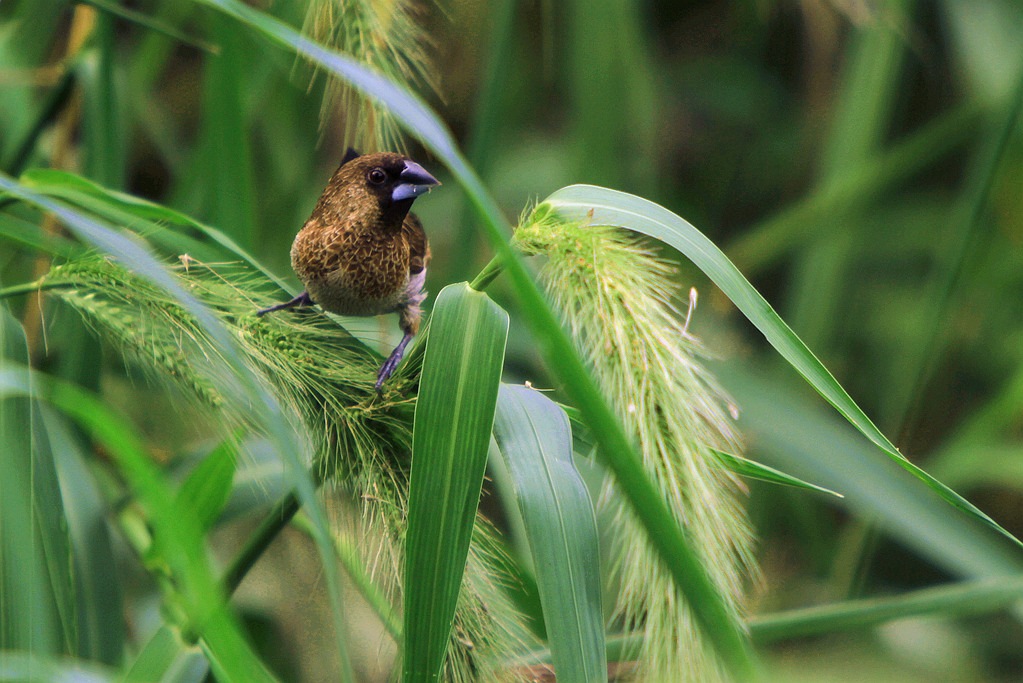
[367,168,387,185]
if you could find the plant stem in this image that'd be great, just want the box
[469,254,503,291]
[3,69,76,176]
[222,489,301,596]
[0,279,73,300]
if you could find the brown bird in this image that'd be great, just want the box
[256,149,440,390]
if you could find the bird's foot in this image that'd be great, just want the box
[256,291,312,316]
[375,333,413,392]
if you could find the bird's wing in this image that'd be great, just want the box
[403,213,430,275]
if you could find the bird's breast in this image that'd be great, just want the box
[291,222,411,317]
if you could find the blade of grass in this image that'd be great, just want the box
[196,13,258,249]
[187,2,759,675]
[748,575,1023,643]
[717,361,1023,578]
[0,364,278,682]
[176,435,238,534]
[404,283,509,682]
[123,625,210,683]
[20,168,289,289]
[80,0,218,54]
[493,383,606,683]
[520,575,1023,666]
[541,184,1020,549]
[0,309,73,655]
[79,16,125,190]
[0,210,82,258]
[710,448,842,498]
[43,410,125,665]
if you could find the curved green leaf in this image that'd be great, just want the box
[493,384,606,683]
[44,411,125,665]
[19,168,287,289]
[709,448,842,498]
[541,184,1019,547]
[123,625,210,683]
[176,436,238,534]
[404,283,509,682]
[0,309,73,656]
[0,365,277,683]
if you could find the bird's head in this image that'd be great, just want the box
[325,150,440,226]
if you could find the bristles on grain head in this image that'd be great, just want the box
[301,0,438,151]
[515,206,759,682]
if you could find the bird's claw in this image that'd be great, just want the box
[256,291,312,316]
[374,332,414,392]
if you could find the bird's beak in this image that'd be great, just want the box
[391,160,440,202]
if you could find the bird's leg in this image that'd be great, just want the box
[375,332,413,391]
[255,291,312,316]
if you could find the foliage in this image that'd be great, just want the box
[3,1,1023,682]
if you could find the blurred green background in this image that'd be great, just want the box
[3,0,1023,680]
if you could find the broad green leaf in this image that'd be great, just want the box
[404,283,508,682]
[0,365,277,683]
[44,411,125,665]
[193,2,758,675]
[493,384,606,683]
[175,436,238,533]
[123,626,210,683]
[0,308,74,656]
[541,184,1020,548]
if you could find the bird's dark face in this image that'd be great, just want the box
[333,151,439,218]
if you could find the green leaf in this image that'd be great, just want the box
[404,283,509,682]
[0,308,74,655]
[123,625,210,683]
[80,0,218,54]
[749,575,1023,643]
[0,210,82,258]
[183,5,759,676]
[0,170,351,674]
[175,436,238,533]
[44,410,125,665]
[195,14,258,248]
[19,168,288,289]
[541,184,1021,548]
[0,364,278,682]
[719,363,1023,579]
[493,384,606,683]
[710,448,843,498]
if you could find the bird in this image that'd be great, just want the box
[256,148,440,391]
